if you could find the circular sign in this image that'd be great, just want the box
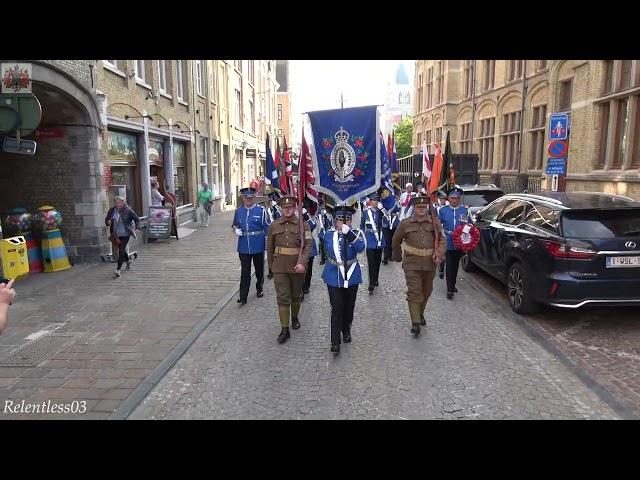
[548,140,568,158]
[0,92,42,136]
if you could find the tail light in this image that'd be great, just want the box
[540,240,596,259]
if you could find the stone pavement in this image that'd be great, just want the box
[0,210,243,419]
[131,250,618,420]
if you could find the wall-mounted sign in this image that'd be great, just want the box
[2,63,32,94]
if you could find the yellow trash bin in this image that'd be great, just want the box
[0,236,30,280]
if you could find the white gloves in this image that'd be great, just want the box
[341,224,350,235]
[421,187,427,194]
[235,228,243,236]
[302,208,307,214]
[271,200,277,207]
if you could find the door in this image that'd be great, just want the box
[471,197,508,271]
[223,145,232,204]
[492,200,528,278]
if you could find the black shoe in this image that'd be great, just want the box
[237,298,247,305]
[330,344,340,354]
[277,327,290,344]
[319,259,326,265]
[439,272,444,279]
[368,286,374,293]
[267,272,273,279]
[257,291,264,298]
[373,281,379,287]
[411,324,421,335]
[383,259,388,265]
[420,316,426,326]
[343,332,352,343]
[300,293,305,302]
[302,287,310,294]
[291,317,301,330]
[453,288,458,293]
[446,292,453,300]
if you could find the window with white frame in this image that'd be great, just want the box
[104,60,118,69]
[529,105,547,170]
[426,67,433,108]
[249,97,255,134]
[483,60,495,91]
[459,122,472,154]
[249,60,255,85]
[135,60,146,82]
[196,60,203,96]
[177,60,185,101]
[277,104,283,121]
[235,89,242,128]
[416,74,423,112]
[536,60,548,71]
[500,111,521,170]
[158,60,167,93]
[199,137,208,184]
[209,61,215,101]
[478,117,495,170]
[435,61,444,105]
[212,140,220,195]
[425,129,432,149]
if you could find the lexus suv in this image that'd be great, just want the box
[459,184,504,218]
[461,191,640,314]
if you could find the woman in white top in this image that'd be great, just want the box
[151,180,164,207]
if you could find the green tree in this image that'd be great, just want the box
[393,117,412,159]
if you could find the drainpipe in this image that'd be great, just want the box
[517,61,528,175]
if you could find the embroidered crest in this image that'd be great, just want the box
[330,128,356,182]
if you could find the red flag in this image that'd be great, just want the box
[301,131,318,207]
[422,144,432,184]
[387,133,392,160]
[428,144,445,200]
[275,136,287,195]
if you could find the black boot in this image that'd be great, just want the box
[411,324,421,336]
[267,270,273,279]
[439,272,444,279]
[237,298,247,305]
[291,317,301,330]
[277,327,290,344]
[257,291,264,298]
[420,316,427,326]
[453,287,458,293]
[368,286,374,293]
[330,344,340,354]
[447,291,454,300]
[343,331,352,343]
[302,286,310,294]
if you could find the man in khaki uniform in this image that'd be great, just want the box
[392,196,446,335]
[267,196,313,344]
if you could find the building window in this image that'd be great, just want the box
[435,61,444,105]
[249,97,255,134]
[199,137,208,184]
[536,60,548,71]
[249,60,255,85]
[463,61,473,99]
[158,60,167,93]
[425,129,432,148]
[104,60,118,69]
[416,73,423,112]
[435,127,442,146]
[173,142,187,206]
[501,111,521,170]
[508,60,523,82]
[177,60,185,101]
[426,67,433,108]
[613,98,630,169]
[530,105,547,170]
[196,60,203,96]
[234,60,242,73]
[483,60,495,91]
[621,60,633,90]
[108,131,140,214]
[209,61,215,101]
[277,103,283,121]
[478,117,495,170]
[459,122,472,154]
[235,89,242,128]
[634,102,640,168]
[135,60,146,83]
[604,60,615,95]
[416,132,422,149]
[559,79,573,112]
[278,128,282,135]
[212,140,220,195]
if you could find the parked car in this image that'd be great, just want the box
[458,184,505,218]
[461,191,640,314]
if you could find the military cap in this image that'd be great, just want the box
[410,196,431,207]
[334,205,355,220]
[435,189,448,199]
[369,192,381,201]
[240,187,257,197]
[447,186,464,198]
[277,195,298,207]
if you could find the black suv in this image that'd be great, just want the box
[458,184,505,217]
[462,191,640,314]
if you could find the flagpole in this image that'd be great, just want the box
[297,123,305,269]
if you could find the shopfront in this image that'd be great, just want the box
[107,130,141,214]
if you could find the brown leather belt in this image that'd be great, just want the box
[275,246,299,255]
[404,245,434,257]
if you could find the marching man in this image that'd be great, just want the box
[360,192,385,293]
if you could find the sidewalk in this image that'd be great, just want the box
[0,210,242,419]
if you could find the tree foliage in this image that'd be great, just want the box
[394,117,412,159]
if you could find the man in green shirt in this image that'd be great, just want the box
[197,182,214,227]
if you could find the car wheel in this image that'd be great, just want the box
[461,253,477,272]
[506,262,539,314]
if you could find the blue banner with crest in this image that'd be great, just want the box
[307,105,380,205]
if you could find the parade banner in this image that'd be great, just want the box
[307,105,380,205]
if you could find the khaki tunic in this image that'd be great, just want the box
[392,215,447,303]
[267,216,312,305]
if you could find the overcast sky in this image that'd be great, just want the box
[290,60,414,142]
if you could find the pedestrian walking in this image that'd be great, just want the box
[381,195,401,265]
[434,189,449,279]
[360,192,385,293]
[266,196,312,344]
[197,182,214,227]
[321,205,365,354]
[105,196,140,278]
[301,206,318,296]
[392,196,446,335]
[232,187,270,305]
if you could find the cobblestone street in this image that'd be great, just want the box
[131,249,619,420]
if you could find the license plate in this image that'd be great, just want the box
[606,256,640,268]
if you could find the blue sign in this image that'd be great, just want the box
[307,105,381,204]
[549,113,569,140]
[546,157,567,175]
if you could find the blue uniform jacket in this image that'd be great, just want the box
[381,201,401,230]
[360,207,385,250]
[232,204,270,254]
[438,204,472,251]
[305,214,318,257]
[317,209,333,241]
[321,228,366,288]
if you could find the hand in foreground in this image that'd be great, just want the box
[293,263,306,274]
[341,224,350,235]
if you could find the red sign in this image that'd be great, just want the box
[547,140,568,158]
[103,164,112,187]
[35,127,64,138]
